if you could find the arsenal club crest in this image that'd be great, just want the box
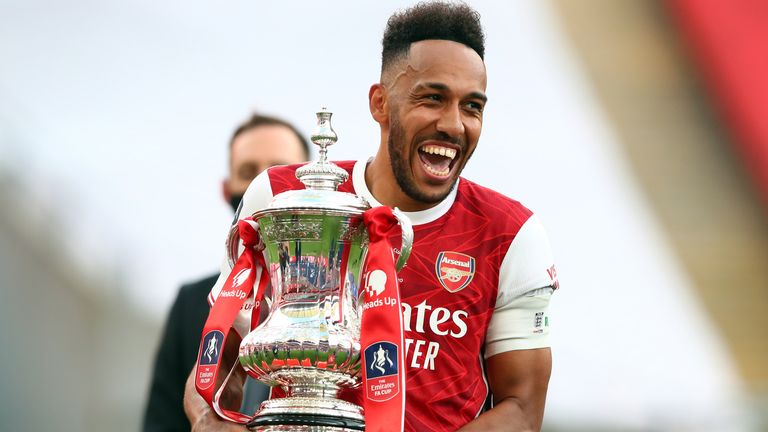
[435,251,476,292]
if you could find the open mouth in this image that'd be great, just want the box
[417,143,459,178]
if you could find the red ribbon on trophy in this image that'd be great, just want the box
[360,206,407,432]
[194,217,269,424]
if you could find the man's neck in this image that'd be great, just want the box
[364,153,437,212]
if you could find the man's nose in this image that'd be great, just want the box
[436,103,465,138]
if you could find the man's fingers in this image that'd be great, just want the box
[190,411,249,432]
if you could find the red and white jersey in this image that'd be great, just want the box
[210,159,558,431]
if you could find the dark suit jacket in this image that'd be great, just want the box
[143,274,271,432]
[143,274,217,432]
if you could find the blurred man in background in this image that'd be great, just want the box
[142,113,309,432]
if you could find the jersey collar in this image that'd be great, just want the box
[352,158,457,226]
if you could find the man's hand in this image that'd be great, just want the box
[184,368,249,432]
[457,348,551,432]
[183,329,249,431]
[190,411,248,432]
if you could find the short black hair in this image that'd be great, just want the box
[381,1,485,75]
[230,113,310,159]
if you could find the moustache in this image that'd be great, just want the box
[416,131,466,150]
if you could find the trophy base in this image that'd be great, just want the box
[247,413,365,431]
[246,397,365,432]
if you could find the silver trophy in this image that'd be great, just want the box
[227,108,413,431]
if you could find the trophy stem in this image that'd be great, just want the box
[287,383,342,399]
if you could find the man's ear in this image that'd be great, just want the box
[369,83,389,125]
[221,178,231,203]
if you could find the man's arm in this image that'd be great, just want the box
[457,348,552,432]
[461,213,557,431]
[186,169,277,430]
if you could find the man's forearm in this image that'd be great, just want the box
[183,331,248,432]
[183,367,214,426]
[456,397,540,432]
[183,368,248,432]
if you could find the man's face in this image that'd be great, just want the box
[225,124,306,206]
[385,39,487,204]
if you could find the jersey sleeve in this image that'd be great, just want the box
[207,169,274,337]
[485,214,558,358]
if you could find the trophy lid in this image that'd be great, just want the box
[253,108,370,217]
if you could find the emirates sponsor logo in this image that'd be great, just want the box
[435,251,475,293]
[402,300,468,339]
[401,300,469,370]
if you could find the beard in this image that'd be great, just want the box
[388,115,470,205]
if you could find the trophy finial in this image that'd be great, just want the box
[310,107,338,154]
[296,107,349,191]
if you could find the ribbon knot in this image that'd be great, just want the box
[238,218,262,249]
[363,206,399,242]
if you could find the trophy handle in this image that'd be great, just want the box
[225,222,265,268]
[391,207,413,272]
[225,223,240,269]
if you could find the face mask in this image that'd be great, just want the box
[229,193,244,213]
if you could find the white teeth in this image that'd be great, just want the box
[420,144,457,160]
[423,162,450,177]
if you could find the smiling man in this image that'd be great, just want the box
[185,3,558,431]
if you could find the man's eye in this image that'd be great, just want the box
[466,101,484,112]
[425,94,442,101]
[238,164,259,180]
